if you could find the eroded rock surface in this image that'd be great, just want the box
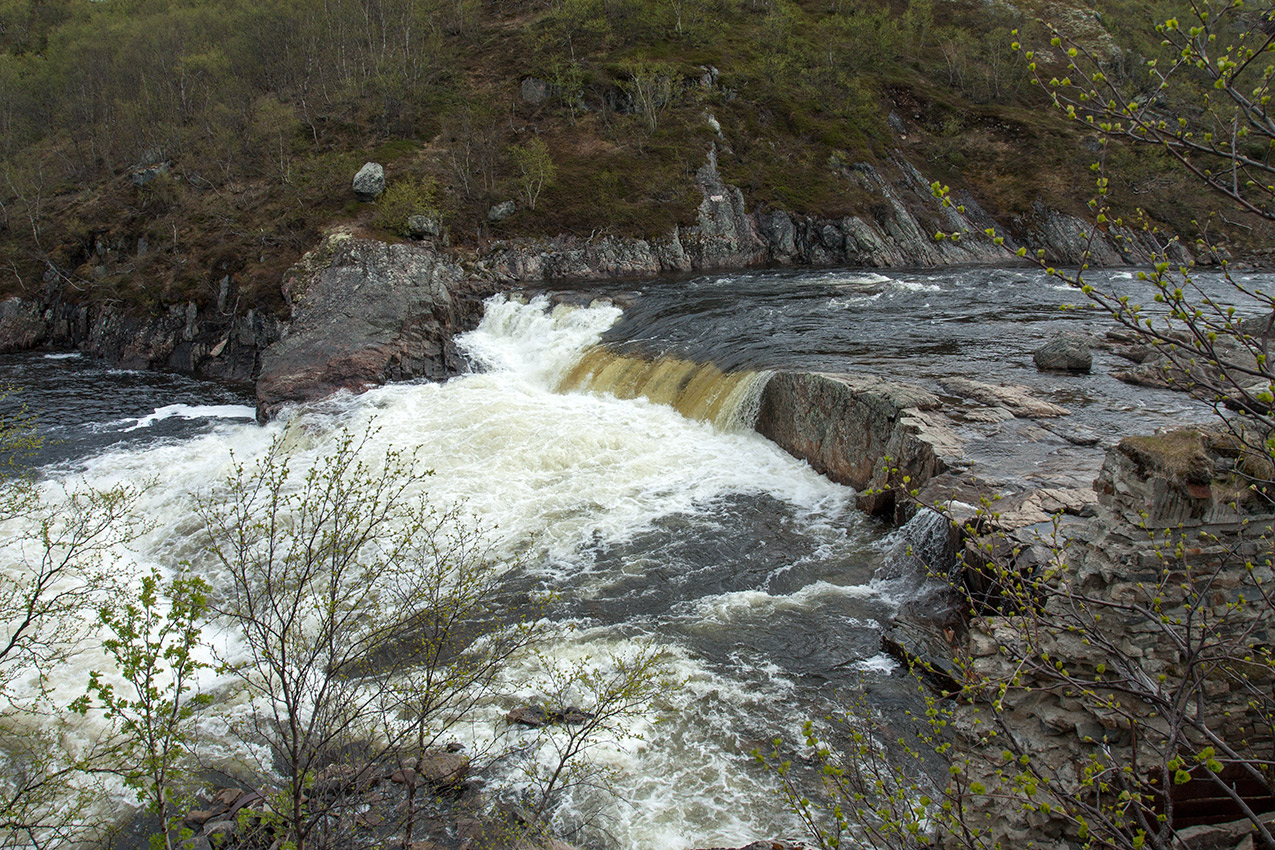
[754,371,965,521]
[255,231,497,418]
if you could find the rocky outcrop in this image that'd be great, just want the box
[255,230,498,418]
[754,371,965,521]
[0,288,281,383]
[0,298,48,353]
[9,145,1193,392]
[682,145,767,269]
[899,427,1275,850]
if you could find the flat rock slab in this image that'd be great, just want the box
[941,377,1071,418]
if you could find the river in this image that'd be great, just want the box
[0,264,1233,849]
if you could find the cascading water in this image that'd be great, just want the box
[4,293,906,850]
[5,262,1246,849]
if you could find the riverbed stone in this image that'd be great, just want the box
[940,377,1070,418]
[1034,335,1092,373]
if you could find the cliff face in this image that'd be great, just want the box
[916,428,1275,850]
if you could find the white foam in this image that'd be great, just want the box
[10,294,878,850]
[42,352,82,360]
[123,403,257,430]
[823,272,893,287]
[892,279,941,293]
[690,581,879,624]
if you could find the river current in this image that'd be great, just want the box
[0,265,1240,848]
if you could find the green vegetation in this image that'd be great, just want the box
[0,0,1247,320]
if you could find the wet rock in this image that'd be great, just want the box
[688,842,807,850]
[211,787,242,809]
[417,751,469,787]
[940,377,1070,418]
[1038,419,1102,447]
[0,297,48,352]
[757,209,798,261]
[488,200,516,222]
[506,704,596,727]
[202,820,236,838]
[256,230,496,418]
[311,763,372,797]
[882,613,963,694]
[1034,335,1092,373]
[352,162,385,201]
[755,371,964,521]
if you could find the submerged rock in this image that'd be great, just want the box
[940,377,1070,418]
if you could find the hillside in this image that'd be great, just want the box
[0,0,1267,322]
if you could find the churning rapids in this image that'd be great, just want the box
[0,265,1233,849]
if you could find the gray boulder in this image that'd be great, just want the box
[487,200,516,222]
[520,77,553,104]
[406,214,442,240]
[255,230,497,419]
[352,162,385,201]
[130,161,170,187]
[1034,335,1093,373]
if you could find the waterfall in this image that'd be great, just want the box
[557,348,772,432]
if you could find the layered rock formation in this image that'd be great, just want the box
[918,427,1275,849]
[754,372,964,521]
[2,145,1195,400]
[0,281,281,383]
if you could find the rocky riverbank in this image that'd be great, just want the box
[0,146,1195,408]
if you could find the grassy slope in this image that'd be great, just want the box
[0,0,1261,320]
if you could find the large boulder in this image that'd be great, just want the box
[352,162,385,201]
[487,200,516,222]
[1034,335,1092,373]
[255,230,496,419]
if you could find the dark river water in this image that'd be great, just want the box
[0,265,1238,849]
